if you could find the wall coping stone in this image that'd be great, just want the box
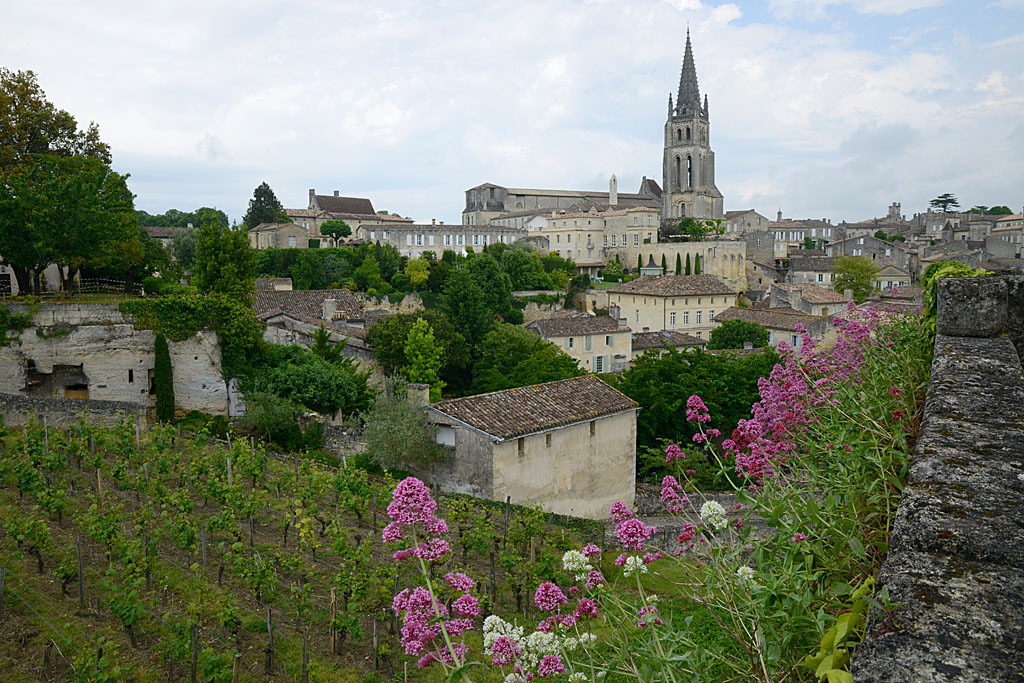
[852,276,1024,682]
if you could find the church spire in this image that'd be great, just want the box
[676,28,701,116]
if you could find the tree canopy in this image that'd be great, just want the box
[320,219,351,238]
[137,207,228,229]
[707,319,769,350]
[471,323,584,394]
[242,181,289,229]
[832,256,879,303]
[929,193,960,213]
[192,220,257,300]
[365,310,472,395]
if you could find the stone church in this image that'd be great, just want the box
[662,30,724,222]
[462,28,725,225]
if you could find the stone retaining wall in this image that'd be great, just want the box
[0,393,146,429]
[851,275,1024,682]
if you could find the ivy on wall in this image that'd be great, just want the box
[119,293,264,378]
[0,304,33,346]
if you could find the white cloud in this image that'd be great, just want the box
[769,0,946,18]
[977,71,1009,95]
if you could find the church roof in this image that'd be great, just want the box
[313,194,375,215]
[610,274,733,297]
[676,29,701,115]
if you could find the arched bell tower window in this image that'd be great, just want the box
[680,203,686,217]
[686,127,691,142]
[674,156,681,191]
[686,156,693,188]
[676,129,682,142]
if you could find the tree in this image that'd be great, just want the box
[707,319,769,350]
[443,268,491,348]
[154,333,175,422]
[987,206,1012,215]
[170,227,197,269]
[403,319,445,401]
[352,253,382,290]
[874,230,889,241]
[0,68,110,172]
[310,324,345,364]
[404,258,430,289]
[637,254,643,272]
[242,181,289,229]
[929,193,960,213]
[468,253,514,322]
[472,323,584,393]
[685,253,692,275]
[694,254,702,274]
[365,311,472,394]
[192,220,257,300]
[360,377,447,469]
[832,256,879,303]
[675,253,682,275]
[320,219,351,240]
[661,254,667,272]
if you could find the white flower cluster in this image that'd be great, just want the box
[562,549,594,580]
[700,500,728,531]
[567,672,606,682]
[734,565,756,584]
[563,633,598,652]
[623,555,648,577]
[485,615,568,672]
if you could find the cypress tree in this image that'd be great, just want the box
[154,333,175,422]
[661,254,667,272]
[675,253,682,275]
[685,253,692,275]
[637,254,643,271]
[694,254,702,274]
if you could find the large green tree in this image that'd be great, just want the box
[365,310,472,394]
[320,219,351,239]
[707,319,769,350]
[242,181,289,228]
[360,377,447,470]
[403,319,445,401]
[192,220,257,300]
[472,323,584,393]
[929,193,960,213]
[832,256,880,303]
[170,227,197,268]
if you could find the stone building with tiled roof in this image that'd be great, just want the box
[252,289,364,326]
[525,315,632,373]
[425,375,638,519]
[631,330,705,361]
[284,189,414,246]
[714,306,828,348]
[608,275,736,339]
[769,283,851,317]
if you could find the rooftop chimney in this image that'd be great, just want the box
[407,383,431,409]
[333,190,339,197]
[609,175,618,207]
[432,218,436,225]
[309,188,316,208]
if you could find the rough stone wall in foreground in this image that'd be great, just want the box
[851,276,1024,683]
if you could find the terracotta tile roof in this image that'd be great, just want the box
[550,206,660,220]
[314,194,375,215]
[631,330,705,350]
[286,208,330,218]
[774,283,850,304]
[789,256,837,273]
[253,289,363,321]
[428,375,637,441]
[609,274,734,297]
[525,315,631,337]
[143,225,177,239]
[714,306,823,332]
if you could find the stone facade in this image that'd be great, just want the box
[524,315,632,373]
[424,375,637,520]
[248,222,310,250]
[0,302,228,415]
[542,206,661,271]
[608,274,736,338]
[610,239,747,291]
[377,223,526,258]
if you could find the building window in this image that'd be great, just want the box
[288,236,296,248]
[710,309,715,320]
[635,311,640,323]
[585,335,592,351]
[634,234,639,246]
[444,234,452,246]
[545,433,552,447]
[567,234,572,243]
[817,273,824,282]
[670,312,676,325]
[683,312,689,325]
[567,337,574,349]
[611,235,616,248]
[407,235,412,246]
[590,420,597,436]
[606,335,613,346]
[128,369,134,383]
[595,356,604,373]
[697,311,702,324]
[518,437,525,456]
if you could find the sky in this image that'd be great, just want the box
[3,0,1023,225]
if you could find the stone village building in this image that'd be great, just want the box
[608,274,736,338]
[424,375,638,520]
[524,315,632,373]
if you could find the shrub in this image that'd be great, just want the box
[154,332,175,422]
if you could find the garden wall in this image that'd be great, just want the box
[851,275,1024,682]
[0,393,146,429]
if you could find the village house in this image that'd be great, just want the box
[286,189,414,245]
[524,315,632,373]
[769,213,839,257]
[714,306,828,348]
[424,375,638,520]
[380,223,527,258]
[542,205,661,274]
[788,255,838,285]
[248,222,310,250]
[252,288,365,328]
[608,274,736,339]
[722,209,771,235]
[768,283,851,317]
[874,265,912,291]
[825,234,910,270]
[142,225,178,248]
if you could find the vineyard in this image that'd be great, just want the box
[0,417,602,681]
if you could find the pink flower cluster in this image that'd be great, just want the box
[534,582,602,632]
[392,584,477,666]
[382,477,452,562]
[637,604,663,627]
[723,304,886,486]
[686,394,712,423]
[660,475,689,513]
[616,516,658,552]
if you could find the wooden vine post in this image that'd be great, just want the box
[265,607,274,673]
[190,623,198,683]
[76,535,85,610]
[0,565,5,621]
[329,587,338,655]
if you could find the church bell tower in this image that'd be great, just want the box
[662,30,724,222]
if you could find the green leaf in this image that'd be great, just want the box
[847,536,866,558]
[447,661,484,682]
[826,670,853,683]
